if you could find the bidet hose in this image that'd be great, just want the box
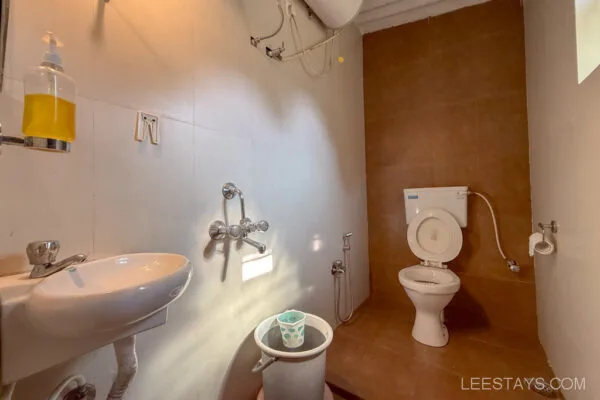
[0,383,15,400]
[334,243,354,323]
[469,191,517,270]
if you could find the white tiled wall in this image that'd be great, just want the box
[0,0,368,398]
[524,0,600,397]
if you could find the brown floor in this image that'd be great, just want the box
[326,300,555,399]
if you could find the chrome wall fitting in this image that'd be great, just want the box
[331,259,345,276]
[266,43,285,61]
[222,182,246,220]
[209,221,227,240]
[208,183,270,254]
[222,182,240,200]
[538,220,559,234]
[538,220,558,251]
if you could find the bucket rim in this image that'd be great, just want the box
[254,313,334,359]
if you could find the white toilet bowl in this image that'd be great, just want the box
[398,265,460,347]
[400,207,464,347]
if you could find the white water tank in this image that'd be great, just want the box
[303,0,363,29]
[404,186,469,228]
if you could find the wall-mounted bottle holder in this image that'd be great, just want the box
[0,123,71,152]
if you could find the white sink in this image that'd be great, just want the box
[25,253,192,337]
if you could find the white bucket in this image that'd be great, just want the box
[253,313,334,400]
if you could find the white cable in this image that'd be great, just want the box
[289,14,330,77]
[253,2,285,44]
[283,0,337,78]
[0,383,15,400]
[469,191,507,260]
[281,29,342,62]
[255,0,341,77]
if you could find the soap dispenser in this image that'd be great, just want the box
[22,32,76,152]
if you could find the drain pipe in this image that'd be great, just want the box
[49,375,96,400]
[107,336,138,400]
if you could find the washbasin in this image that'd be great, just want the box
[25,253,192,337]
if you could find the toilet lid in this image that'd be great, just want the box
[407,208,462,263]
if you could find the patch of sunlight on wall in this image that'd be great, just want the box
[242,252,274,282]
[139,250,303,399]
[312,235,323,252]
[576,0,600,83]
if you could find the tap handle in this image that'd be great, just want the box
[26,240,60,265]
[209,221,227,240]
[256,220,270,232]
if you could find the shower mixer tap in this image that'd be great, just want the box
[208,183,270,254]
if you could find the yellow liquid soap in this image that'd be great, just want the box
[22,94,76,143]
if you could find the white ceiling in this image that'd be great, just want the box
[355,0,492,34]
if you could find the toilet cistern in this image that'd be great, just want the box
[27,240,87,279]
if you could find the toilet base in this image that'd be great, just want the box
[412,311,449,347]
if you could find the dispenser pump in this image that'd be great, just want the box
[21,32,76,152]
[41,32,64,72]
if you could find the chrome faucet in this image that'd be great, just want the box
[27,240,88,279]
[209,183,270,254]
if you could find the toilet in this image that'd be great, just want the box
[398,187,468,347]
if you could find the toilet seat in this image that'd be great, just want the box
[398,265,461,295]
[407,208,462,267]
